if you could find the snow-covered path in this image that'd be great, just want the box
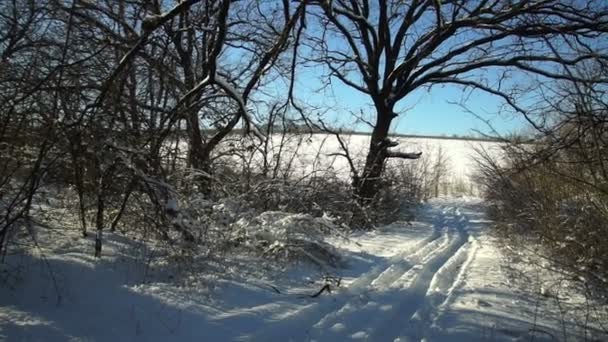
[242,199,481,341]
[237,198,601,341]
[2,198,603,341]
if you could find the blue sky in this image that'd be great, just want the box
[391,85,528,136]
[291,68,529,137]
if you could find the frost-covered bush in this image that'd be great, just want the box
[137,186,345,269]
[157,191,345,270]
[230,211,344,268]
[476,138,608,304]
[475,128,608,337]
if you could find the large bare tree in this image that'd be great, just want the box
[306,0,608,200]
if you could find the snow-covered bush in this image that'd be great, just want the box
[230,211,344,269]
[476,128,608,309]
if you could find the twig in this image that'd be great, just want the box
[310,283,331,298]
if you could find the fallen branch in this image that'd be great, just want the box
[310,283,331,298]
[386,151,422,159]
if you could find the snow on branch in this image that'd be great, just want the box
[94,0,204,109]
[386,151,422,159]
[213,75,265,141]
[378,138,422,159]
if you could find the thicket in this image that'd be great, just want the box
[0,1,438,277]
[476,76,608,328]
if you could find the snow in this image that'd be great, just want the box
[1,198,605,341]
[167,133,503,198]
[212,134,504,195]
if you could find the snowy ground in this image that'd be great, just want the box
[1,198,604,341]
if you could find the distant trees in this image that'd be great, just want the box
[431,145,448,198]
[304,0,608,200]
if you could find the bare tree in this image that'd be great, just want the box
[0,0,82,254]
[432,145,449,197]
[305,0,608,200]
[55,0,307,255]
[0,0,310,257]
[475,66,608,322]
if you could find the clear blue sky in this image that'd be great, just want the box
[263,3,543,138]
[290,67,529,137]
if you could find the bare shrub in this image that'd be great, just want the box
[475,73,608,335]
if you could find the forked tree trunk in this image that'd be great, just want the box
[186,114,206,170]
[355,106,394,201]
[187,123,214,194]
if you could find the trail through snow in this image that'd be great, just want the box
[1,198,603,341]
[243,199,479,341]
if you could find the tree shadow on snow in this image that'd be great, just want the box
[0,245,244,342]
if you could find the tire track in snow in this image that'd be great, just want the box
[339,207,449,294]
[428,236,479,323]
[407,236,480,340]
[304,209,453,337]
[310,231,452,335]
[363,205,473,341]
[241,203,472,341]
[310,205,467,341]
[241,206,449,341]
[370,230,447,290]
[419,208,476,320]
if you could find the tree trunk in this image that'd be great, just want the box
[186,113,206,170]
[186,113,214,194]
[94,162,104,258]
[355,105,394,201]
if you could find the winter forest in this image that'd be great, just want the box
[1,1,608,341]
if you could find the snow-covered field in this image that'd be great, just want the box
[220,133,503,195]
[2,197,603,341]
